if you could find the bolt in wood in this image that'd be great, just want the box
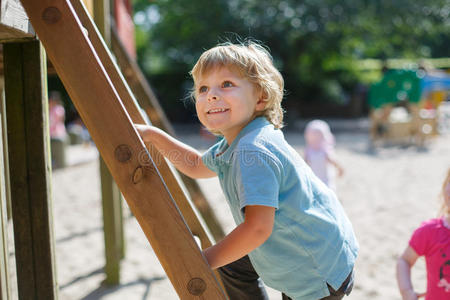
[187,278,207,296]
[115,144,132,163]
[42,7,61,24]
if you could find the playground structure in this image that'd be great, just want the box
[368,68,450,146]
[0,0,227,299]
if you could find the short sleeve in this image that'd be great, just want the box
[409,222,431,256]
[202,148,219,173]
[201,138,226,174]
[234,150,281,210]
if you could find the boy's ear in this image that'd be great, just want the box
[256,89,268,111]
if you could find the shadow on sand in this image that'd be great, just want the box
[60,266,165,300]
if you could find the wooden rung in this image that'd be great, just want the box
[19,1,226,298]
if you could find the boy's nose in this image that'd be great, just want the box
[207,89,219,102]
[208,95,218,102]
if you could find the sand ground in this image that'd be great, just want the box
[10,120,448,300]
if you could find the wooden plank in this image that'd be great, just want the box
[100,157,123,285]
[4,40,57,300]
[70,6,226,293]
[110,26,226,241]
[93,0,124,285]
[81,0,93,16]
[93,0,110,45]
[19,1,226,298]
[0,76,12,221]
[0,84,11,300]
[0,0,34,42]
[69,0,219,250]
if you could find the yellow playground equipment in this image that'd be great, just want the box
[368,69,450,146]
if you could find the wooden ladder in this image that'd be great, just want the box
[19,0,227,299]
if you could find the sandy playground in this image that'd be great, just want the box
[15,119,449,300]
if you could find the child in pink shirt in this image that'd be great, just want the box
[304,120,343,191]
[397,168,450,300]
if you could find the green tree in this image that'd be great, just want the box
[132,0,450,120]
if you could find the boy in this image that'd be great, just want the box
[135,42,358,299]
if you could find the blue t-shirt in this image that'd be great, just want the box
[202,117,359,300]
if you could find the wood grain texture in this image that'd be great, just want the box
[0,0,34,42]
[93,0,124,285]
[69,7,227,293]
[4,40,57,300]
[0,86,11,300]
[19,1,226,298]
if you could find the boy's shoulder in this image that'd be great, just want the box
[237,124,281,150]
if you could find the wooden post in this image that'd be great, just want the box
[93,0,124,285]
[19,1,226,298]
[3,40,57,300]
[99,158,123,284]
[0,84,12,221]
[0,82,11,300]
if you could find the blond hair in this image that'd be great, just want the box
[190,41,284,129]
[438,168,450,216]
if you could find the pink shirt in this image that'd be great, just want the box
[49,105,66,138]
[409,218,450,299]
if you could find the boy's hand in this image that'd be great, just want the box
[134,124,153,142]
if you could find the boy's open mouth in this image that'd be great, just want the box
[207,108,229,114]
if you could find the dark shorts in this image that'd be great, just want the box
[219,255,354,300]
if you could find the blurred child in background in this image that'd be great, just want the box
[396,168,450,300]
[304,120,344,191]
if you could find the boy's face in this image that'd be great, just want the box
[195,66,265,143]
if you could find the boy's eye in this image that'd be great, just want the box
[198,86,208,93]
[222,81,233,88]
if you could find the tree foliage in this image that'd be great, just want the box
[132,0,449,120]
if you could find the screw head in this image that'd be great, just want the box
[187,278,206,296]
[115,144,132,163]
[42,7,61,24]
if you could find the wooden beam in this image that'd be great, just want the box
[100,157,124,285]
[93,0,124,285]
[69,0,219,250]
[0,82,11,300]
[19,1,226,298]
[69,8,227,294]
[0,0,34,42]
[93,0,110,46]
[4,40,57,300]
[0,76,12,221]
[110,26,226,241]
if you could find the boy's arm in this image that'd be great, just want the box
[202,205,275,269]
[134,124,216,179]
[396,246,420,300]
